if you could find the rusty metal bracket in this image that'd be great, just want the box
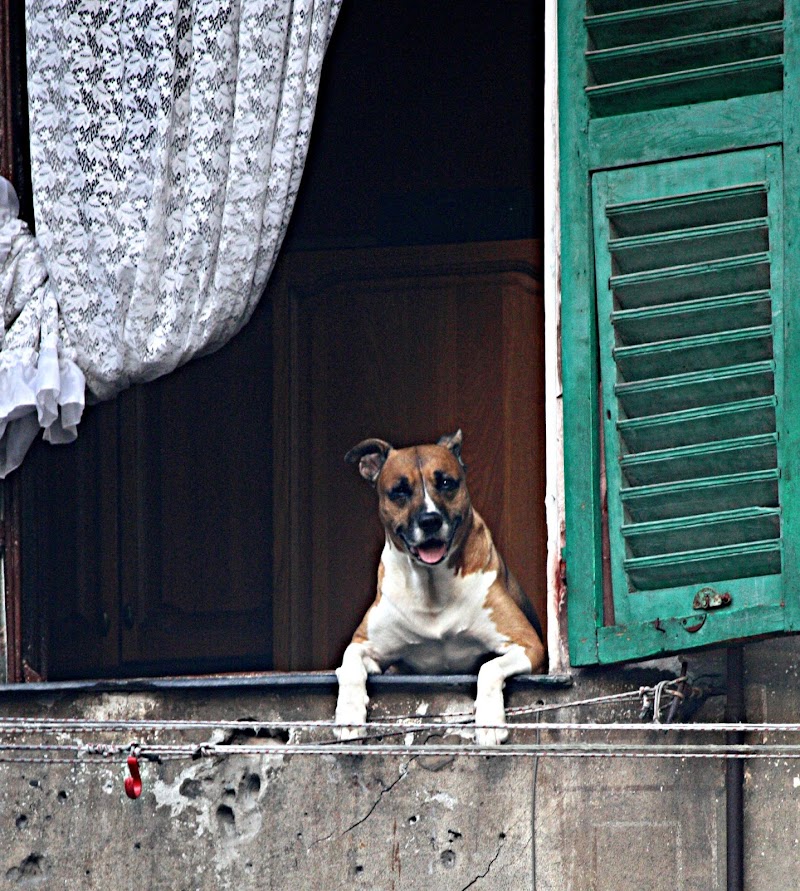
[692,587,732,611]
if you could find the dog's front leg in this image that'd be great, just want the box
[335,641,382,740]
[475,645,533,746]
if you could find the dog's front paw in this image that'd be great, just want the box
[334,683,369,741]
[334,722,368,741]
[474,691,508,746]
[475,724,509,746]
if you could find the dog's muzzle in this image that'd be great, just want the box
[404,511,459,565]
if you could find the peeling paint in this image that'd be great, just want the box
[85,694,161,721]
[151,753,287,879]
[152,763,210,828]
[425,791,457,811]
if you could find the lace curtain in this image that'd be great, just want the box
[0,0,341,476]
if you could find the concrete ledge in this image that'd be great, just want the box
[0,671,573,698]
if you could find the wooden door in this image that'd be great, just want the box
[20,295,274,679]
[114,303,274,675]
[20,398,121,679]
[272,240,546,669]
[18,239,545,678]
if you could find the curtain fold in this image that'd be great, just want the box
[0,0,340,476]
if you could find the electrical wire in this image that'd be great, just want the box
[2,679,795,765]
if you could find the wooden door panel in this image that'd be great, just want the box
[21,399,120,679]
[119,297,274,674]
[22,296,274,678]
[21,241,543,679]
[278,241,546,670]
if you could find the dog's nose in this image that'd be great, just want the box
[418,511,444,534]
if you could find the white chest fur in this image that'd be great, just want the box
[366,540,509,672]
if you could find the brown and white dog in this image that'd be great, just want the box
[334,430,546,745]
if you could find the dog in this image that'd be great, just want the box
[334,430,546,745]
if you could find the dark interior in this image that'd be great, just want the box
[17,0,545,679]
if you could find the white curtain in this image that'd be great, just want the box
[0,0,341,476]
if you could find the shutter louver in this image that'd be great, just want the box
[585,0,784,117]
[593,148,784,603]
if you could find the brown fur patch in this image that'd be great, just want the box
[447,509,491,575]
[450,508,545,671]
[484,576,546,672]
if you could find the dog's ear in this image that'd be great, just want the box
[437,429,466,470]
[345,438,393,484]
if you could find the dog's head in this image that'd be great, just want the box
[345,430,471,567]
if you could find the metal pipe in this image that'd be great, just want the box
[725,646,745,891]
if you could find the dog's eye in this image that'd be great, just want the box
[435,474,460,493]
[388,480,413,502]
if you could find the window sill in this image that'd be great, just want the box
[0,671,573,697]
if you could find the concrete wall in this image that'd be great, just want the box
[1,639,798,890]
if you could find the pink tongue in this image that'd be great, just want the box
[417,542,447,564]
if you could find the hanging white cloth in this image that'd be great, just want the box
[0,0,340,476]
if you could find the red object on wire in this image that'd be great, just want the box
[124,755,142,799]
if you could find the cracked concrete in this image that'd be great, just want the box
[0,685,537,890]
[312,759,412,846]
[459,833,506,890]
[11,640,799,889]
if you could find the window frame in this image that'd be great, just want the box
[0,0,31,684]
[0,3,562,686]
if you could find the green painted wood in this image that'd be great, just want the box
[620,469,780,522]
[616,365,775,421]
[613,571,783,626]
[613,295,772,344]
[622,506,782,557]
[608,218,769,273]
[605,183,768,234]
[596,603,786,665]
[625,540,782,591]
[616,400,776,451]
[587,57,782,118]
[610,257,771,309]
[588,91,782,170]
[584,0,782,48]
[560,0,797,666]
[777,0,800,632]
[619,434,778,487]
[584,0,783,116]
[613,329,773,380]
[586,22,784,84]
[591,148,786,662]
[559,3,603,665]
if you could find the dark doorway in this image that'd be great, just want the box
[12,1,544,679]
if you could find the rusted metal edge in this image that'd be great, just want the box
[0,672,575,697]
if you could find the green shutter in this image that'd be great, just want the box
[594,146,785,654]
[560,0,800,664]
[585,0,784,117]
